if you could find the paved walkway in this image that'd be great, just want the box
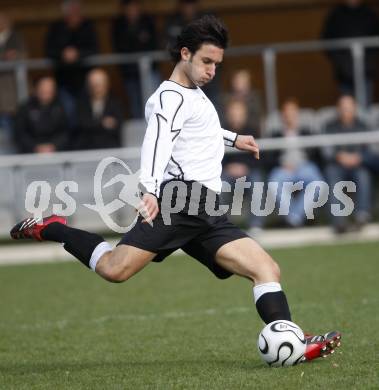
[0,224,378,266]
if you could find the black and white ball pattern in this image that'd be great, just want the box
[257,320,306,367]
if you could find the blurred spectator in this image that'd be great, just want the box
[321,0,379,105]
[323,95,371,233]
[267,98,324,228]
[164,0,202,48]
[14,76,69,154]
[111,0,159,119]
[222,69,264,133]
[222,98,264,231]
[164,0,221,109]
[0,12,26,154]
[73,68,123,150]
[46,0,98,122]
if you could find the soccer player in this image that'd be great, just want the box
[11,15,340,362]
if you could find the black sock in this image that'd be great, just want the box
[255,291,292,324]
[41,223,105,268]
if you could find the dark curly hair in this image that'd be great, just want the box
[169,15,229,63]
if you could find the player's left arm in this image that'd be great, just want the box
[221,128,260,160]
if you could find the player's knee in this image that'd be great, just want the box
[270,259,281,281]
[253,256,281,284]
[264,257,280,282]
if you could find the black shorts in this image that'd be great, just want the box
[117,181,248,279]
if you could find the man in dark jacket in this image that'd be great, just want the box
[321,0,379,104]
[45,0,98,121]
[323,95,372,233]
[111,0,158,119]
[14,76,69,154]
[74,68,123,150]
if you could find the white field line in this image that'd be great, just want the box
[0,224,378,266]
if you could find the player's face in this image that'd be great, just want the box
[185,44,224,87]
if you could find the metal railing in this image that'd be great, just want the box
[1,130,378,170]
[0,36,379,114]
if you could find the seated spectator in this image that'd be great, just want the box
[0,12,26,154]
[321,0,379,105]
[14,76,69,154]
[74,68,123,150]
[111,0,159,119]
[267,98,324,228]
[221,98,263,231]
[222,69,264,133]
[323,95,371,233]
[45,0,98,122]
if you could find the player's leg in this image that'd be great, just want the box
[213,236,341,360]
[183,234,340,360]
[94,244,156,282]
[10,215,156,282]
[214,237,291,324]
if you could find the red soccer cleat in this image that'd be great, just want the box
[304,331,342,361]
[10,215,67,242]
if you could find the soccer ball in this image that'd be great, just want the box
[257,320,306,367]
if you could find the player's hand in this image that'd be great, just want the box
[138,193,159,224]
[234,135,260,160]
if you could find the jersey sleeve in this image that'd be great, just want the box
[222,128,238,147]
[140,90,188,197]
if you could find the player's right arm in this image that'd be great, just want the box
[139,90,189,221]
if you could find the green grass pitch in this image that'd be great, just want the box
[0,241,378,389]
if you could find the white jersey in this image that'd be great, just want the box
[140,80,237,197]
